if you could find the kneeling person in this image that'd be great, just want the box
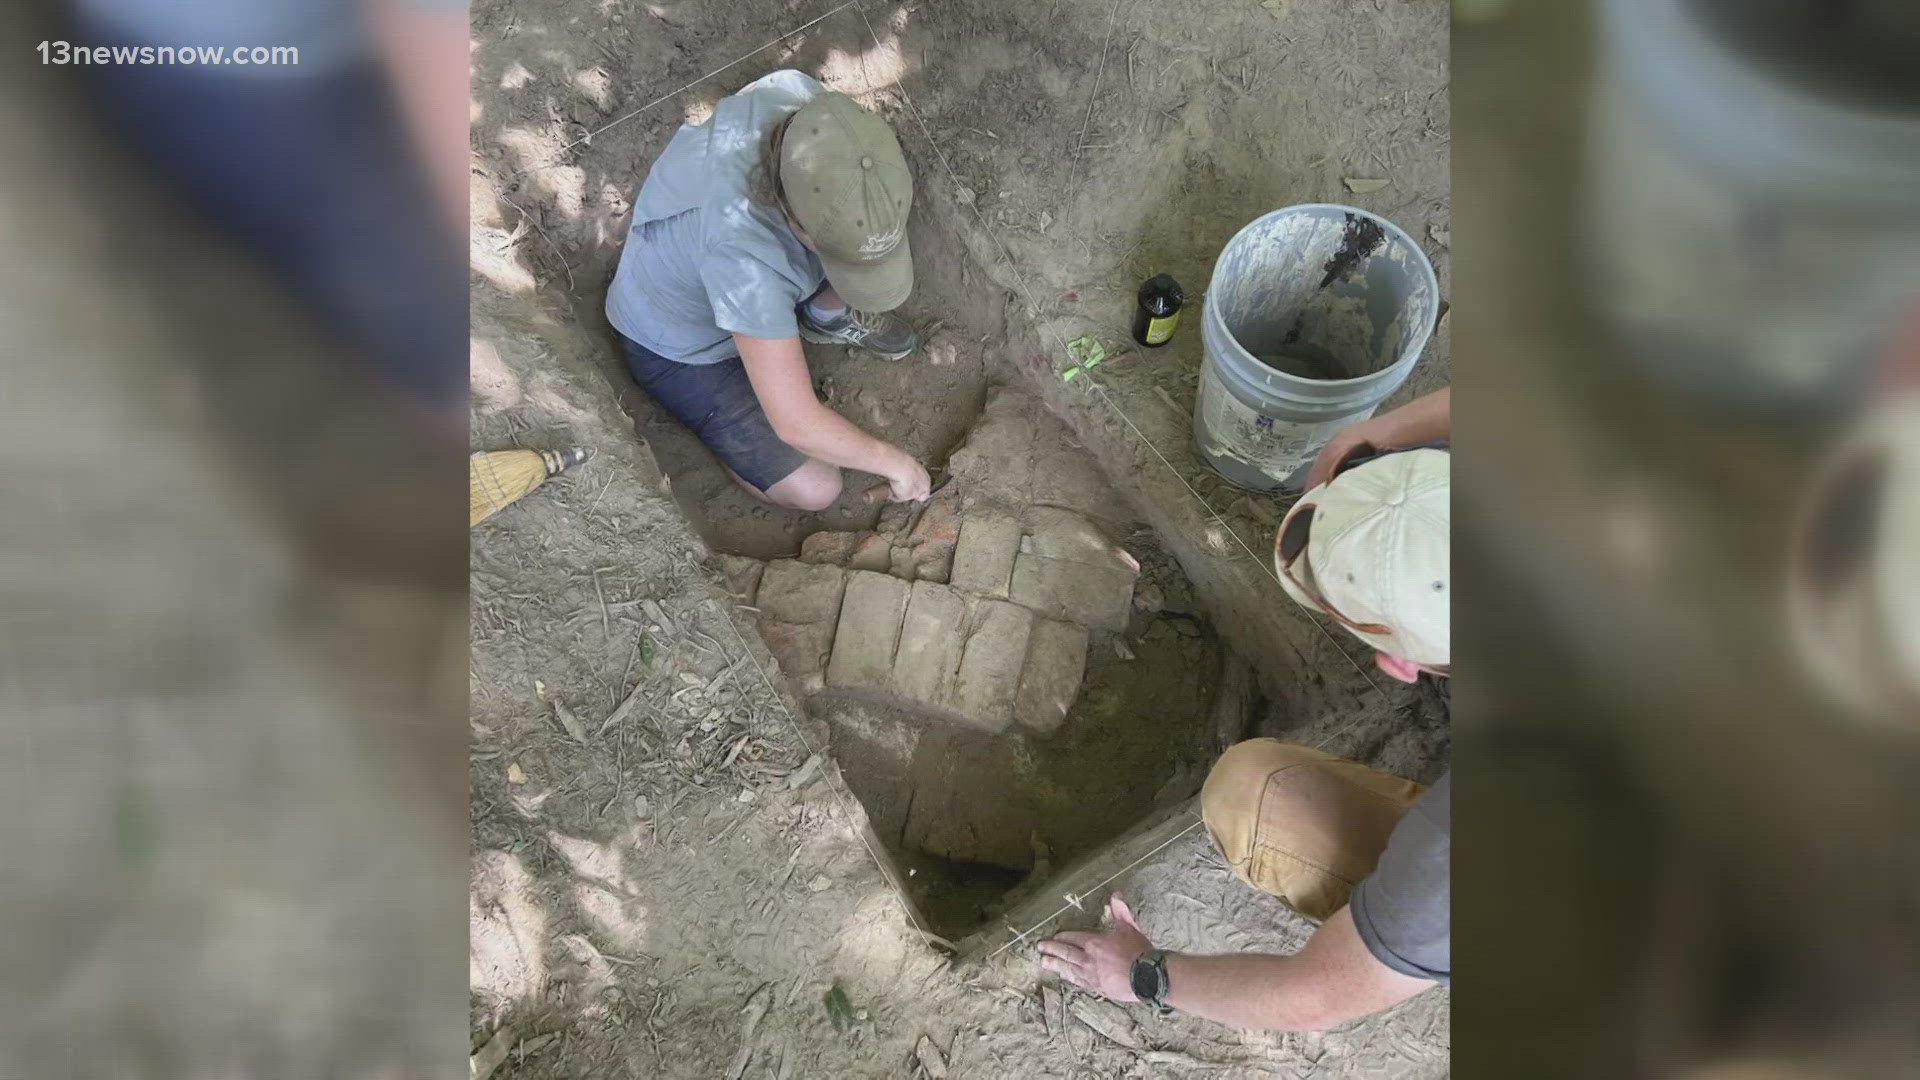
[1040,433,1450,1031]
[606,69,932,511]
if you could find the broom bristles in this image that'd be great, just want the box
[471,447,591,526]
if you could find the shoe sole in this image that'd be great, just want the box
[799,326,917,360]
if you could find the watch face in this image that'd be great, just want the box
[1130,953,1161,1003]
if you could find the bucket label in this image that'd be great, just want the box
[1196,371,1362,479]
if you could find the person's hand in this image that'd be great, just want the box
[1305,388,1452,489]
[1304,421,1381,491]
[886,455,932,503]
[1037,895,1151,1003]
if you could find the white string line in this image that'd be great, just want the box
[1063,0,1129,207]
[982,815,1205,963]
[852,6,1391,749]
[504,0,867,182]
[713,600,937,943]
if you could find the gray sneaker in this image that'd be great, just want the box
[798,306,919,359]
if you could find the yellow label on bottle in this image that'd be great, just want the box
[1145,313,1179,344]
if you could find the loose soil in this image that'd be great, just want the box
[470,0,1450,1073]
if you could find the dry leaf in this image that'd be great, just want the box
[1343,177,1390,194]
[553,701,588,742]
[1070,998,1143,1049]
[507,762,527,784]
[914,1034,949,1078]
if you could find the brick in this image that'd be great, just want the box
[756,560,846,625]
[757,618,834,694]
[1008,553,1136,633]
[798,531,864,567]
[1014,618,1089,734]
[824,571,911,691]
[1022,507,1139,573]
[892,581,968,706]
[888,544,918,580]
[908,497,963,549]
[848,534,893,573]
[944,599,1033,732]
[902,729,1034,871]
[949,515,1022,599]
[906,499,960,584]
[715,555,765,604]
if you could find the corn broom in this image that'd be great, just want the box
[470,447,591,526]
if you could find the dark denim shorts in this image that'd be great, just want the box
[618,333,808,492]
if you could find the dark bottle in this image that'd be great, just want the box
[1131,273,1185,348]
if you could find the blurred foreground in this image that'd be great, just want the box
[0,1,466,1075]
[1455,1,1920,1076]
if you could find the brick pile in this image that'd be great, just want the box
[724,502,1138,734]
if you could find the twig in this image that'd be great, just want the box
[498,194,575,291]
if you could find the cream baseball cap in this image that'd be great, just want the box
[1274,447,1450,669]
[779,92,914,312]
[1786,395,1920,723]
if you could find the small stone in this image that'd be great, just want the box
[1133,583,1165,611]
[807,873,832,892]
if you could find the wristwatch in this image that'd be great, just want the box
[1130,949,1173,1014]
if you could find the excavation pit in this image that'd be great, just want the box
[480,0,1449,954]
[703,385,1238,938]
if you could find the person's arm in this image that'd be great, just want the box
[1305,387,1451,489]
[1162,907,1432,1030]
[1039,896,1431,1033]
[735,333,931,500]
[364,0,470,243]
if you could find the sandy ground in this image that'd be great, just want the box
[469,0,1450,1074]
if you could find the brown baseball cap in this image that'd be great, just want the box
[779,92,914,312]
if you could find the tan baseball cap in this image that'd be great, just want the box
[1274,447,1450,669]
[779,92,914,312]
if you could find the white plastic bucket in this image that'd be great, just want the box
[1193,204,1440,491]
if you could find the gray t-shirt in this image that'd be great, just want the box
[606,69,828,364]
[1350,770,1450,984]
